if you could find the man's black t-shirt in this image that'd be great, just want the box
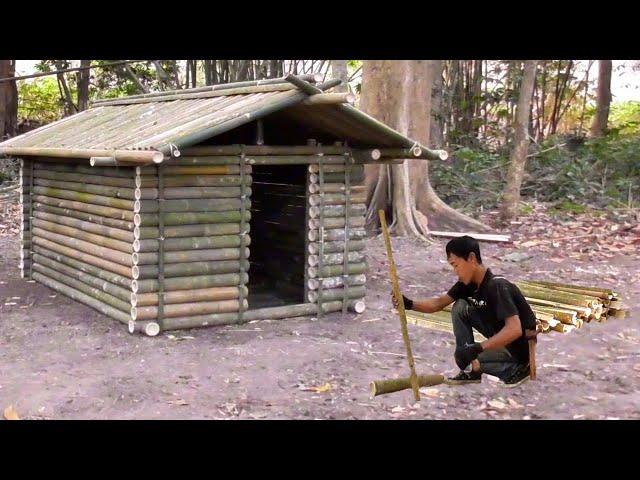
[447,268,536,363]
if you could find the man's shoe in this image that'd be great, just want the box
[502,364,530,388]
[445,370,482,385]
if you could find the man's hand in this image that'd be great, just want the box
[391,292,414,311]
[454,342,483,370]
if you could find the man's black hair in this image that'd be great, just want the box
[445,235,482,264]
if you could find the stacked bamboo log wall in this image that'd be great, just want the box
[306,158,367,315]
[19,158,32,278]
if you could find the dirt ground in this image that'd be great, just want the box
[1,226,639,420]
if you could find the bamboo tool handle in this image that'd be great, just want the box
[378,210,420,401]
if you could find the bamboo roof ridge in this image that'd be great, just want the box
[0,73,448,165]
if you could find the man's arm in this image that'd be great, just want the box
[393,293,454,313]
[480,314,522,351]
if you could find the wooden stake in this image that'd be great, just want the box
[378,210,420,402]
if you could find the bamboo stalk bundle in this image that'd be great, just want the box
[516,282,601,309]
[523,280,616,300]
[370,375,444,397]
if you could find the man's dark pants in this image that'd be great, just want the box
[451,299,525,380]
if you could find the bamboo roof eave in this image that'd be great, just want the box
[0,146,164,165]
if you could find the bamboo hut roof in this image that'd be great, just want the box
[0,74,435,164]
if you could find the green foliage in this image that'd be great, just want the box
[17,77,65,123]
[608,101,640,136]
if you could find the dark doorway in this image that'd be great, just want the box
[247,164,307,309]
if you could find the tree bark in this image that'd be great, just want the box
[0,60,18,140]
[76,60,91,111]
[499,60,538,223]
[362,60,490,236]
[330,60,349,93]
[430,60,445,149]
[589,60,613,138]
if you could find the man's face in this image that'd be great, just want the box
[448,253,475,285]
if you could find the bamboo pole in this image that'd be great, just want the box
[134,223,244,240]
[308,251,365,267]
[134,197,250,214]
[33,195,134,222]
[370,375,445,397]
[0,147,163,164]
[33,186,135,210]
[302,92,355,105]
[32,272,131,325]
[131,286,246,307]
[307,262,367,278]
[133,234,250,254]
[136,174,248,188]
[522,280,615,300]
[34,169,137,188]
[32,237,132,278]
[309,172,365,184]
[524,297,592,317]
[379,209,420,402]
[33,210,133,242]
[34,203,135,231]
[33,218,133,254]
[319,299,366,314]
[132,259,249,280]
[429,231,511,243]
[134,186,249,201]
[516,283,601,308]
[309,183,367,194]
[308,228,367,242]
[246,155,347,166]
[132,272,248,294]
[308,193,367,206]
[131,299,246,321]
[134,210,250,227]
[307,286,366,303]
[308,217,365,230]
[307,274,366,291]
[308,240,365,254]
[308,203,366,218]
[34,162,136,178]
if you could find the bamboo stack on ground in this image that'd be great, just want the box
[305,161,367,314]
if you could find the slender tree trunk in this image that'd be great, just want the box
[124,63,149,93]
[430,60,445,149]
[589,60,613,138]
[0,60,18,140]
[54,60,76,115]
[499,60,538,223]
[76,60,90,111]
[331,60,349,93]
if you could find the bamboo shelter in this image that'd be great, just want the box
[1,74,448,336]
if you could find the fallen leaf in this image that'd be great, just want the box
[488,400,507,410]
[313,383,332,393]
[3,405,19,420]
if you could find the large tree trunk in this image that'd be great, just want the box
[76,60,91,111]
[589,60,613,138]
[362,60,490,237]
[0,60,18,140]
[330,60,349,93]
[499,60,538,223]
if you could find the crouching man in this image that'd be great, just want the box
[393,235,536,387]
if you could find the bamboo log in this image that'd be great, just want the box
[134,186,249,201]
[135,174,248,188]
[531,306,578,325]
[308,240,365,254]
[133,234,249,254]
[33,253,132,303]
[132,259,249,280]
[309,172,365,184]
[33,245,132,290]
[181,145,352,157]
[246,155,346,166]
[162,156,241,166]
[308,203,366,218]
[32,237,132,278]
[139,165,251,176]
[134,210,250,227]
[32,264,131,313]
[429,231,511,243]
[134,197,250,214]
[522,280,616,300]
[516,283,601,308]
[308,262,367,278]
[157,303,319,331]
[308,274,366,291]
[131,299,246,321]
[133,245,249,265]
[308,193,367,206]
[308,251,365,267]
[34,169,136,188]
[308,217,365,230]
[33,195,134,222]
[308,228,367,242]
[308,285,366,303]
[34,162,136,178]
[32,272,131,325]
[34,203,135,231]
[131,286,247,307]
[524,297,592,317]
[128,321,161,336]
[319,299,366,314]
[34,178,140,200]
[33,186,135,210]
[370,375,445,397]
[132,272,248,294]
[308,183,367,194]
[134,223,244,240]
[33,210,134,242]
[302,92,355,105]
[0,147,163,164]
[32,227,133,266]
[33,219,133,254]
